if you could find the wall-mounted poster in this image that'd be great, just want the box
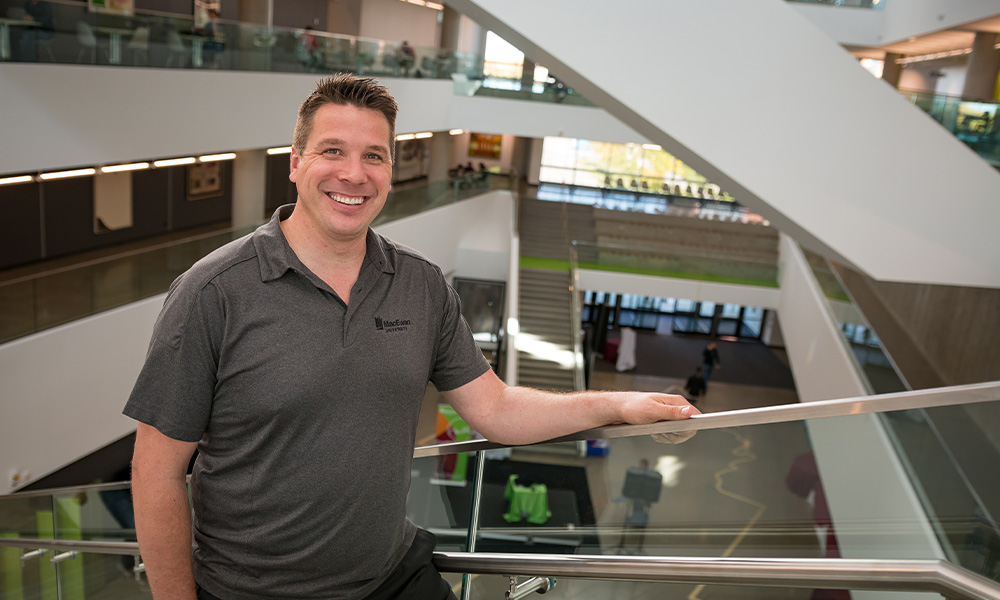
[89,0,135,15]
[468,133,502,160]
[188,162,223,200]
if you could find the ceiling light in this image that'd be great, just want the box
[199,153,237,162]
[101,162,150,173]
[414,132,433,139]
[425,1,443,9]
[39,168,96,180]
[642,144,662,151]
[449,129,466,135]
[396,133,416,141]
[267,146,292,155]
[0,175,34,186]
[153,157,196,167]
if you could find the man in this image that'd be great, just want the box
[684,366,706,405]
[702,341,721,383]
[126,74,698,600]
[16,0,54,62]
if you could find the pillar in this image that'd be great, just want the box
[428,132,452,183]
[440,6,461,52]
[962,31,1000,101]
[881,52,902,88]
[232,149,267,228]
[520,57,535,91]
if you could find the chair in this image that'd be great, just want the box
[76,21,97,63]
[127,26,150,66]
[382,52,399,76]
[165,30,187,67]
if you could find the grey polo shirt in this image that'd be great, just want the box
[124,204,490,599]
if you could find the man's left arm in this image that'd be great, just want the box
[440,369,699,447]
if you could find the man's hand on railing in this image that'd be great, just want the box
[615,391,700,445]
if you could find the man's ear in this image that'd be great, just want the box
[289,147,300,183]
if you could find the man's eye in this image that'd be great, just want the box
[324,148,341,155]
[364,153,384,161]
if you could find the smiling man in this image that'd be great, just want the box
[126,74,698,600]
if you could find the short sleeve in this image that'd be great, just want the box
[430,282,491,392]
[123,277,223,442]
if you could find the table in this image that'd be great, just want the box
[0,18,37,61]
[95,25,134,65]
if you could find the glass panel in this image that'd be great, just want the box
[467,576,850,599]
[659,297,677,313]
[717,319,738,336]
[471,396,1000,587]
[698,302,716,318]
[721,303,741,319]
[675,299,696,313]
[58,551,150,599]
[540,137,578,169]
[802,248,907,394]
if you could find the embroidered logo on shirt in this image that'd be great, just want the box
[375,316,411,333]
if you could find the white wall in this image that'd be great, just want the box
[450,95,646,146]
[447,0,1000,288]
[374,191,513,281]
[577,270,780,310]
[358,0,439,46]
[0,65,640,179]
[0,297,164,494]
[790,3,885,47]
[776,233,943,590]
[0,193,513,494]
[0,64,454,176]
[793,0,1000,47]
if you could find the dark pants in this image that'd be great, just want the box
[197,529,456,600]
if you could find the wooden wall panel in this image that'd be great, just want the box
[0,181,43,269]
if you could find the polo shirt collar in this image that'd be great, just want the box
[254,204,394,283]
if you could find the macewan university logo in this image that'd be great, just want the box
[374,316,411,333]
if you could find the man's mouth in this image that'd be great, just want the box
[328,192,366,206]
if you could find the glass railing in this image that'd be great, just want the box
[2,0,485,81]
[5,384,998,598]
[899,89,1000,167]
[797,245,1000,581]
[786,0,886,9]
[801,247,907,394]
[0,173,513,345]
[571,240,778,288]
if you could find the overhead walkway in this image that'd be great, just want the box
[2,383,999,599]
[447,0,1000,289]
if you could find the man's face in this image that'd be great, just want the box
[289,103,393,246]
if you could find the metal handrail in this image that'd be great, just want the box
[413,381,1000,457]
[433,553,1000,600]
[1,537,997,599]
[3,383,997,500]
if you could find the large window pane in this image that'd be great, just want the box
[539,166,575,185]
[609,143,643,176]
[540,136,578,168]
[721,303,741,319]
[641,147,674,178]
[576,140,614,172]
[699,301,716,318]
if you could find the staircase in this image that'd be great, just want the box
[516,267,576,392]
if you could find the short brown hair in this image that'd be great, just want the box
[293,73,399,163]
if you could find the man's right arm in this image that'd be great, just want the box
[132,422,199,600]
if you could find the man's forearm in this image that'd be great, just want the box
[476,386,692,446]
[133,475,197,600]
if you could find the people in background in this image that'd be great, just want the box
[15,0,54,62]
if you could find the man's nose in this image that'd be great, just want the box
[337,156,367,183]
